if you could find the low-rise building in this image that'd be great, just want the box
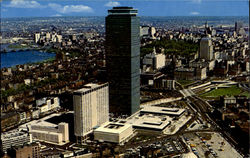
[30,122,69,145]
[1,112,20,132]
[94,122,134,144]
[154,79,176,90]
[94,106,186,143]
[195,67,207,80]
[142,47,166,71]
[19,111,27,123]
[36,97,60,114]
[174,68,195,80]
[141,72,164,86]
[32,109,40,119]
[175,67,207,80]
[127,106,186,133]
[126,112,172,132]
[8,142,40,158]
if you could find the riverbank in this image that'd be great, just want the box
[1,43,58,54]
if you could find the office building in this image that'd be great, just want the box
[140,26,150,37]
[73,83,109,143]
[142,47,166,71]
[30,122,69,145]
[34,33,40,43]
[106,7,140,115]
[140,26,156,38]
[200,37,213,61]
[56,34,62,43]
[1,129,32,152]
[45,32,51,41]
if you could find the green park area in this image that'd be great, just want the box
[140,38,198,57]
[200,85,249,99]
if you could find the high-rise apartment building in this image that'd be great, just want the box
[200,36,213,61]
[73,83,109,143]
[106,7,140,115]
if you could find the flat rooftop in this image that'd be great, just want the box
[108,6,138,15]
[126,113,172,130]
[29,120,57,128]
[2,129,29,140]
[94,122,132,134]
[74,83,108,94]
[95,106,185,132]
[141,106,186,116]
[18,113,64,131]
[113,7,133,9]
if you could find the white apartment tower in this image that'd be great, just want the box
[73,83,109,143]
[200,37,213,61]
[34,33,40,43]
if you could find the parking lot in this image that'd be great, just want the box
[124,136,189,157]
[183,132,243,158]
[161,137,188,154]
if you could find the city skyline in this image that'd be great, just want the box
[1,0,249,18]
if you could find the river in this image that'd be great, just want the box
[1,50,55,68]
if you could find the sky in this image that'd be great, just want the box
[1,0,249,18]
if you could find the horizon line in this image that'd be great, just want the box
[2,15,249,19]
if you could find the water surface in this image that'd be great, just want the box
[1,50,55,68]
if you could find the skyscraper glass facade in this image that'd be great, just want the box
[106,7,140,115]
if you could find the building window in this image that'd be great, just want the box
[51,98,54,104]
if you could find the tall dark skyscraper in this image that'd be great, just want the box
[235,21,243,33]
[106,7,140,115]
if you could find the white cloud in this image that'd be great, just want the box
[190,11,200,15]
[48,3,61,10]
[105,1,121,7]
[6,0,45,8]
[191,0,202,3]
[48,3,93,14]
